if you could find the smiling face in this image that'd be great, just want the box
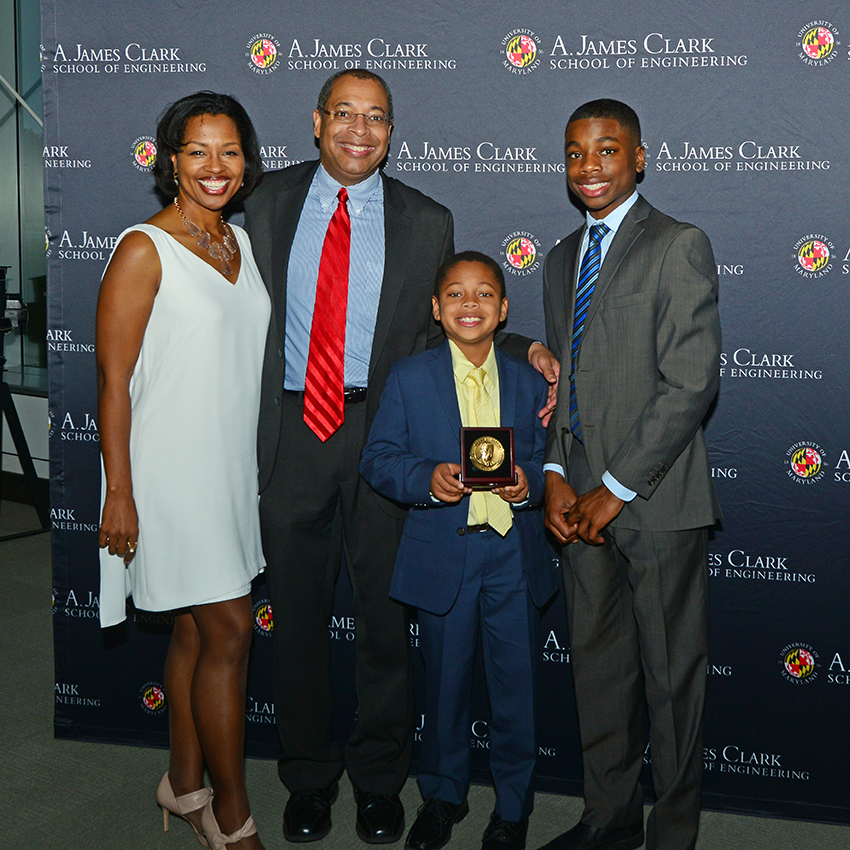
[432,261,508,365]
[565,117,645,219]
[313,74,392,186]
[171,113,245,215]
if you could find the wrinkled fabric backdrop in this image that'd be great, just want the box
[43,0,850,823]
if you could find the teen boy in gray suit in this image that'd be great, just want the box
[540,99,721,850]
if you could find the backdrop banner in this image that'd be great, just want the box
[43,0,849,824]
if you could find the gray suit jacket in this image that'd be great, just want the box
[244,160,454,492]
[543,196,722,531]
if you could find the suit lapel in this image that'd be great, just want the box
[494,347,517,428]
[584,197,651,329]
[563,232,584,344]
[369,174,412,378]
[427,342,462,434]
[270,162,319,345]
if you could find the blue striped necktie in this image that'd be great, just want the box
[568,222,609,441]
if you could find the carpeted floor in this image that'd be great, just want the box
[1,498,847,849]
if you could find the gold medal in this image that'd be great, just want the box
[469,435,505,472]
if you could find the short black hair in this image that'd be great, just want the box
[567,98,642,147]
[153,91,262,202]
[434,251,506,300]
[317,69,393,120]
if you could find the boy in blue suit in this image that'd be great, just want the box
[360,252,559,850]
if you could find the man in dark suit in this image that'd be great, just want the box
[244,70,555,845]
[538,100,721,850]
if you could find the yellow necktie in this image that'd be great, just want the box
[467,367,513,536]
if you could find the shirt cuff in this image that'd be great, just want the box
[543,463,565,478]
[602,470,637,502]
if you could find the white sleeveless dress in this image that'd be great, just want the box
[99,223,271,627]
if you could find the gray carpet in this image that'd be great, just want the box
[1,498,847,849]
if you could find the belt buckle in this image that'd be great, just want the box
[343,387,367,404]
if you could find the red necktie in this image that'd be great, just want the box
[304,187,351,441]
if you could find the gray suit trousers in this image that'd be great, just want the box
[563,440,708,850]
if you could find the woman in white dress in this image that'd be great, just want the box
[97,92,270,850]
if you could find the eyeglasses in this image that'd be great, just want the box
[318,108,392,127]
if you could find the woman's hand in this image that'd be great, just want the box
[99,491,139,564]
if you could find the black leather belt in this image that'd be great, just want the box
[284,387,368,404]
[467,524,492,533]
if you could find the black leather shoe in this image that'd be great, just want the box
[481,811,529,850]
[283,782,339,843]
[536,820,643,850]
[405,798,470,850]
[354,788,405,844]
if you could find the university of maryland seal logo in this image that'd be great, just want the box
[796,21,840,66]
[780,643,819,683]
[140,682,167,714]
[250,38,277,69]
[246,33,281,75]
[506,236,537,270]
[132,136,156,171]
[500,230,542,276]
[802,26,835,61]
[797,239,829,273]
[506,34,537,68]
[790,446,821,479]
[793,233,834,278]
[785,441,826,484]
[253,599,274,636]
[501,29,542,74]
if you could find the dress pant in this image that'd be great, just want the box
[563,439,708,850]
[417,527,539,822]
[259,391,413,793]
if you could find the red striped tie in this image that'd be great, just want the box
[304,187,351,441]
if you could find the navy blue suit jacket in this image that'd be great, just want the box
[360,341,560,616]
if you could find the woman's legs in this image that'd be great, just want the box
[191,594,263,847]
[163,608,206,833]
[164,593,264,848]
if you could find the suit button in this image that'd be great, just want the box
[274,396,280,407]
[457,528,466,536]
[278,348,284,359]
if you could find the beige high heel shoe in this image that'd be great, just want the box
[156,772,213,847]
[201,797,258,850]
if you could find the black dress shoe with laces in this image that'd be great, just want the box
[282,781,339,842]
[405,798,470,850]
[536,820,644,850]
[481,811,529,850]
[354,788,405,844]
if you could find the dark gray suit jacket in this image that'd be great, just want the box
[543,196,722,531]
[244,160,454,492]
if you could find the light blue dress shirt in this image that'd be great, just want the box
[284,165,385,390]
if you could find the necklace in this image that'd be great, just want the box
[173,197,239,276]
